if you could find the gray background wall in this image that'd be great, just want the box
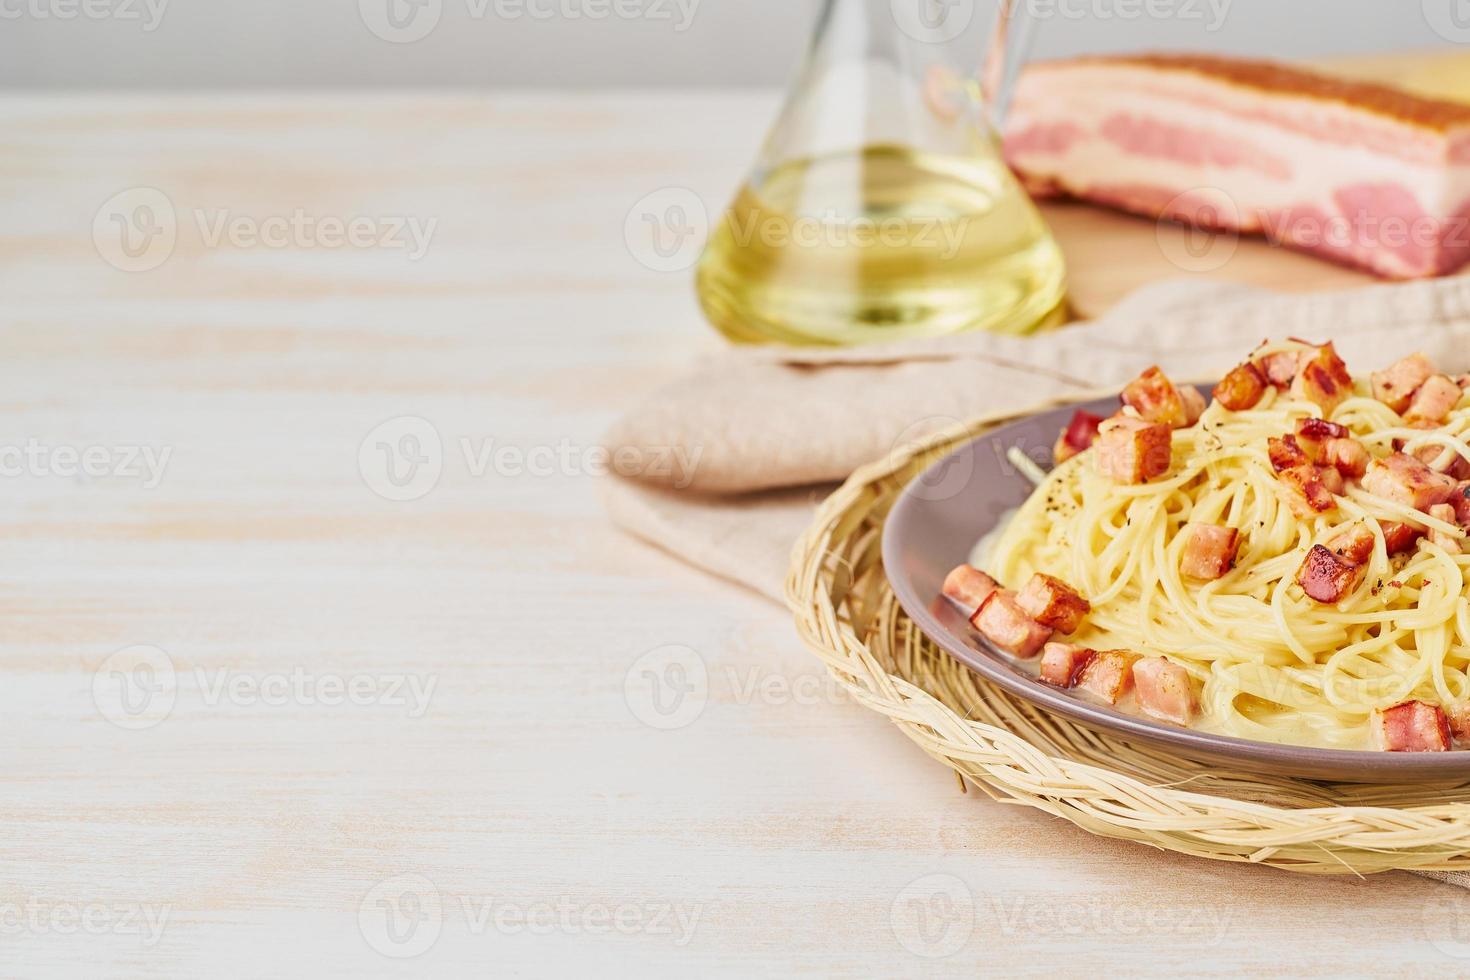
[0,0,1463,88]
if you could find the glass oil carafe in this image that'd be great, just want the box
[696,0,1066,346]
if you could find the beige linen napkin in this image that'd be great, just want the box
[603,274,1470,886]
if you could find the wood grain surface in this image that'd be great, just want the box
[0,89,1464,978]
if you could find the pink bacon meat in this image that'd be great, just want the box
[1376,700,1452,752]
[971,591,1052,658]
[1180,524,1239,580]
[1038,642,1095,689]
[1076,650,1141,705]
[1016,573,1091,634]
[1361,453,1458,511]
[1132,657,1200,725]
[1003,54,1470,279]
[942,565,998,613]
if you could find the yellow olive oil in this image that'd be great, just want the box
[696,143,1067,346]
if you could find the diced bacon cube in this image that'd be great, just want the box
[1052,410,1103,464]
[1375,700,1451,752]
[1267,435,1309,473]
[1361,453,1458,512]
[1413,443,1470,479]
[1289,343,1353,415]
[1293,417,1347,460]
[1076,649,1141,704]
[1454,482,1470,524]
[1180,386,1207,426]
[942,565,998,612]
[1445,701,1470,741]
[1371,353,1435,413]
[1094,416,1172,484]
[1213,361,1268,411]
[1296,544,1367,603]
[1038,642,1096,689]
[1256,350,1305,390]
[1180,524,1239,580]
[1406,374,1463,426]
[970,590,1051,658]
[1380,520,1425,555]
[1317,465,1345,495]
[1321,437,1369,478]
[1324,524,1376,566]
[1016,573,1090,634]
[1131,657,1200,725]
[1277,464,1338,518]
[1121,366,1190,428]
[1429,503,1462,555]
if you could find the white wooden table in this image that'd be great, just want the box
[0,90,1459,977]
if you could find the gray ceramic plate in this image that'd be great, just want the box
[882,391,1470,783]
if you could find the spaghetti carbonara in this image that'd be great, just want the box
[975,339,1470,752]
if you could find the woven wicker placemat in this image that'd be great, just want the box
[785,413,1470,875]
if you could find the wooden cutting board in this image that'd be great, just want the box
[1045,49,1470,319]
